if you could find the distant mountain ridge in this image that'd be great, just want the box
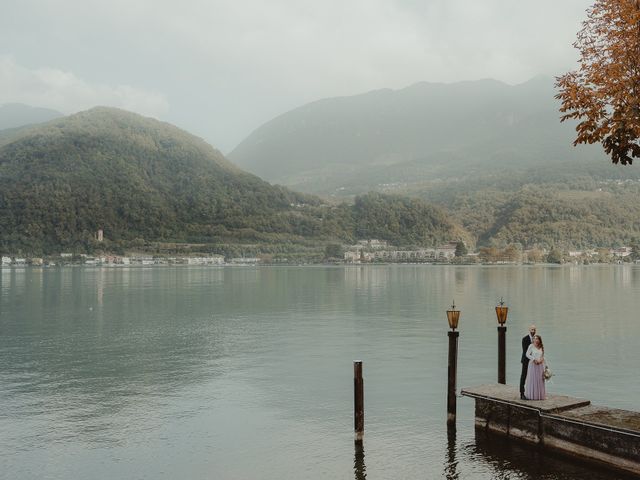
[0,107,463,254]
[2,97,638,254]
[228,76,640,250]
[229,76,587,185]
[0,106,312,252]
[0,103,63,130]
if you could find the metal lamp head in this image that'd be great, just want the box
[495,297,508,326]
[447,301,460,331]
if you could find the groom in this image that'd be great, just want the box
[519,324,536,400]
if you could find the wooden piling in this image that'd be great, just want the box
[354,438,366,480]
[447,331,459,425]
[497,326,506,384]
[445,425,457,478]
[354,360,364,441]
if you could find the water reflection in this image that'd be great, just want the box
[0,267,243,448]
[454,268,467,289]
[619,264,632,288]
[469,429,634,480]
[444,425,459,480]
[1,265,639,479]
[353,440,366,480]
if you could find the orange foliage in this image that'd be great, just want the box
[556,0,640,164]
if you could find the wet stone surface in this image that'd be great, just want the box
[462,384,591,413]
[560,405,640,433]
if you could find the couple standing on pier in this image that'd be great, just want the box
[519,324,547,400]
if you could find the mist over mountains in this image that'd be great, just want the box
[0,103,63,130]
[229,76,640,250]
[229,76,609,191]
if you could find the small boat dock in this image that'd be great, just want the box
[461,384,640,477]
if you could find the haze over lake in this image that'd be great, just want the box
[1,265,638,479]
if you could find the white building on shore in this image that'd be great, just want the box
[186,256,224,265]
[230,257,260,264]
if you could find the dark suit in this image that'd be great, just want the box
[519,334,533,395]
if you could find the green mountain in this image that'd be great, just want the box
[0,107,463,255]
[229,76,596,186]
[229,77,640,250]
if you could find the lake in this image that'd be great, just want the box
[1,265,639,479]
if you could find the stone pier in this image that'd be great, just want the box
[461,384,640,477]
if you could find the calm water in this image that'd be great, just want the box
[1,265,639,479]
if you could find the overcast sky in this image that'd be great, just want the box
[1,0,592,152]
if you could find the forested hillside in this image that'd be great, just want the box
[229,76,597,186]
[0,108,463,254]
[353,193,470,247]
[2,103,636,256]
[410,167,640,249]
[229,76,640,250]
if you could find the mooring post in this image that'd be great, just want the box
[498,325,506,384]
[447,331,459,425]
[354,437,366,480]
[354,360,364,441]
[445,425,457,479]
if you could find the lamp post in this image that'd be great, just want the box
[446,301,460,425]
[495,298,509,384]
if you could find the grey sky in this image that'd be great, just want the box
[1,0,592,152]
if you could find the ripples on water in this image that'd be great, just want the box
[1,265,639,479]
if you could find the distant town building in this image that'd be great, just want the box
[345,240,458,262]
[344,250,375,263]
[374,249,437,261]
[435,242,458,260]
[230,257,260,264]
[130,255,154,265]
[97,229,104,242]
[1,256,11,265]
[344,251,360,263]
[30,258,44,266]
[186,256,224,265]
[611,247,632,258]
[357,239,388,249]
